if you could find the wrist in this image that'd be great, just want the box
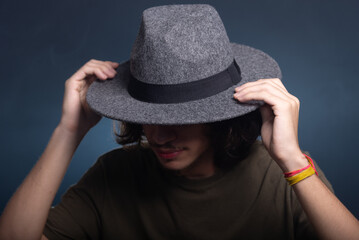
[58,117,92,138]
[56,122,88,143]
[279,153,309,173]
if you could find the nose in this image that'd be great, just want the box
[143,125,177,146]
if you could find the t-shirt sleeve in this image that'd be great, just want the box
[291,157,334,240]
[43,158,106,240]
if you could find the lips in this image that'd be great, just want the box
[155,149,183,159]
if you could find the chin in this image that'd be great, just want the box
[158,157,192,171]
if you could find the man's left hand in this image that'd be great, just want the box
[234,78,308,172]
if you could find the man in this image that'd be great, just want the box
[1,4,358,240]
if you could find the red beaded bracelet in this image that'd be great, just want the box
[283,154,318,178]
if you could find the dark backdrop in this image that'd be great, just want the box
[1,0,359,218]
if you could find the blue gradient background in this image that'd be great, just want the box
[1,0,359,219]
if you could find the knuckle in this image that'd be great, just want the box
[259,90,269,99]
[257,89,265,95]
[290,99,297,108]
[64,79,72,88]
[95,68,104,75]
[100,65,111,73]
[287,98,300,111]
[89,59,99,65]
[239,90,251,99]
[257,79,268,84]
[273,78,282,85]
[260,82,271,92]
[294,98,300,109]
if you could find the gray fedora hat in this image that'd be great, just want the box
[87,4,281,125]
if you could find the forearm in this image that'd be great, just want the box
[293,174,359,240]
[235,78,359,238]
[0,124,85,240]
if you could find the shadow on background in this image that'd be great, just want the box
[1,0,358,218]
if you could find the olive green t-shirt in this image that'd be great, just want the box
[44,141,333,239]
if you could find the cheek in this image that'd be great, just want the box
[185,133,212,155]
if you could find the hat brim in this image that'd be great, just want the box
[86,43,282,125]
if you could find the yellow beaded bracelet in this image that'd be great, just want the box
[284,154,318,186]
[285,166,316,186]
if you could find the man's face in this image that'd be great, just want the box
[142,124,215,178]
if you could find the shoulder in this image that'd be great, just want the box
[224,141,285,193]
[74,146,154,188]
[242,140,280,173]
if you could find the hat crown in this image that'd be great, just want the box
[130,4,233,85]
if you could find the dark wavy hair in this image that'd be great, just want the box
[114,109,262,169]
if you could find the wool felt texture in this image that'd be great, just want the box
[86,4,282,124]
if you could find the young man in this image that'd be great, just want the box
[1,4,358,240]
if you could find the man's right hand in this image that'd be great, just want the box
[0,59,119,240]
[59,59,119,135]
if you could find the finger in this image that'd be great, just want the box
[256,78,288,93]
[69,60,119,86]
[235,80,290,100]
[99,66,117,78]
[262,79,300,105]
[235,79,299,108]
[234,86,300,122]
[235,79,289,97]
[84,63,118,80]
[93,68,111,80]
[234,90,288,112]
[235,78,276,90]
[87,59,118,69]
[105,61,120,68]
[269,78,287,92]
[75,65,104,80]
[234,82,289,105]
[86,59,117,69]
[86,61,117,77]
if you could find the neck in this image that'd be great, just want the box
[177,150,217,179]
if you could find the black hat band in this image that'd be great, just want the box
[128,60,241,104]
